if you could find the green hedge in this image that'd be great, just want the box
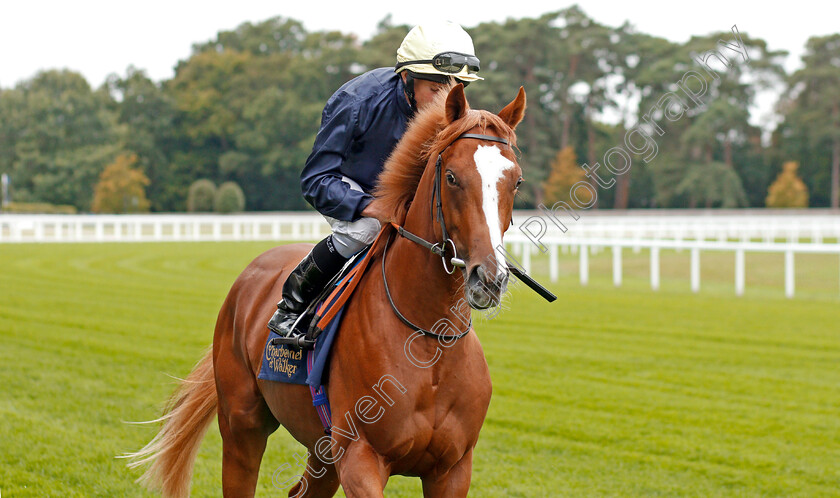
[1,202,78,214]
[214,182,245,213]
[187,179,217,212]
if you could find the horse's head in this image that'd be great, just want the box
[435,84,526,309]
[373,83,526,311]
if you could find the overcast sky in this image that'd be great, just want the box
[3,0,838,88]
[1,0,837,131]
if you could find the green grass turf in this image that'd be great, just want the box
[0,242,838,497]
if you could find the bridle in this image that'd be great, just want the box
[433,133,511,273]
[393,132,511,272]
[382,132,511,341]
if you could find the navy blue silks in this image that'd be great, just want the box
[299,68,413,222]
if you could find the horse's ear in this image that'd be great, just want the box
[498,86,526,129]
[445,83,468,124]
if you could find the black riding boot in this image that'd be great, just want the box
[267,236,349,337]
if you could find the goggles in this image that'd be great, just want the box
[407,70,471,88]
[396,52,480,75]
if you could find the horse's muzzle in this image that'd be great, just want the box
[466,264,508,310]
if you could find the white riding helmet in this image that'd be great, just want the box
[395,21,483,82]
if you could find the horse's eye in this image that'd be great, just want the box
[446,171,457,186]
[515,177,523,189]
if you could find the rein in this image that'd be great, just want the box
[381,231,471,340]
[382,132,510,341]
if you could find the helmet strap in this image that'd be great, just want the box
[401,70,469,110]
[403,71,418,111]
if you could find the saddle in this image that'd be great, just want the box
[270,224,393,350]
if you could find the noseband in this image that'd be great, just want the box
[383,132,510,341]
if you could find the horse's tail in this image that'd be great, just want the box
[122,348,217,498]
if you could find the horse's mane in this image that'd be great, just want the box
[374,87,518,225]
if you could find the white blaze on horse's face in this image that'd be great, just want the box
[473,144,515,278]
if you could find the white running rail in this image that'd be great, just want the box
[503,234,840,299]
[2,210,839,244]
[2,210,839,298]
[0,213,331,243]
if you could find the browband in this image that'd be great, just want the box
[455,133,509,145]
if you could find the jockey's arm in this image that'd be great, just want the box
[300,92,374,222]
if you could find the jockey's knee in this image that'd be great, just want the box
[330,217,381,258]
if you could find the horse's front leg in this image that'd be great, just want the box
[334,440,389,498]
[420,449,474,498]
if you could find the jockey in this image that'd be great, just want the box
[268,21,482,338]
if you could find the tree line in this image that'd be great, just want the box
[0,7,837,213]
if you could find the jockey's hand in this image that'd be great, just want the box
[360,200,391,226]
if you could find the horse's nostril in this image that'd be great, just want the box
[475,265,487,284]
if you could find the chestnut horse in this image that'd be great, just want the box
[126,83,526,497]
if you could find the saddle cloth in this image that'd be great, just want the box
[257,223,393,387]
[257,252,362,387]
